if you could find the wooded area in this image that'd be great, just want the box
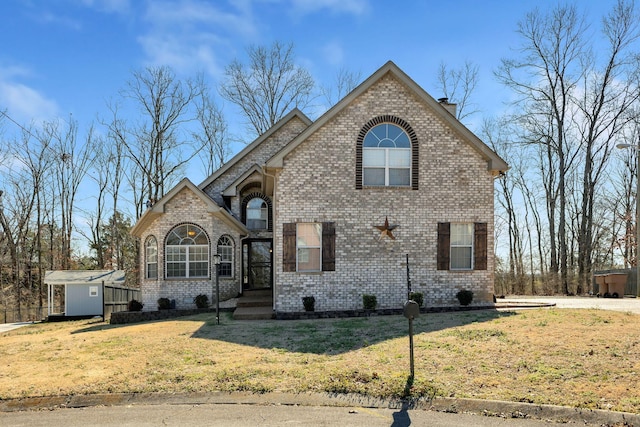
[1,2,639,319]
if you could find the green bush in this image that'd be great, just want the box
[456,289,474,306]
[409,292,424,307]
[302,296,315,312]
[194,294,209,309]
[128,299,143,311]
[362,294,377,310]
[157,297,171,310]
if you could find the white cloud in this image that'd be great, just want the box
[0,67,59,124]
[139,0,258,77]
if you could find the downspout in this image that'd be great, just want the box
[261,165,278,312]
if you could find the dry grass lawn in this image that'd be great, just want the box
[1,308,640,413]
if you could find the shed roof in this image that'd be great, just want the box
[44,270,126,285]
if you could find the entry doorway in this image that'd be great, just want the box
[242,239,272,291]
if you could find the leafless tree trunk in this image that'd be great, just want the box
[194,87,229,176]
[496,4,588,294]
[575,0,640,294]
[44,119,96,269]
[109,66,205,218]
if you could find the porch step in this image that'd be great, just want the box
[236,290,273,308]
[233,305,275,320]
[233,290,273,320]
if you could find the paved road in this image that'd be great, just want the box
[0,402,576,427]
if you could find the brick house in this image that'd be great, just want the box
[131,61,508,315]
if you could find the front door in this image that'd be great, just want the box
[243,240,272,291]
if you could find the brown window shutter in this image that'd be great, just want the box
[283,223,296,272]
[474,222,488,270]
[437,222,450,270]
[322,222,336,271]
[355,142,363,190]
[411,133,419,190]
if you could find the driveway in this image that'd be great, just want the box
[500,295,640,314]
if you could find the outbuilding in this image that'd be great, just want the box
[45,270,127,319]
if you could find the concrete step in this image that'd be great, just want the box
[236,296,273,307]
[236,290,273,308]
[233,305,274,320]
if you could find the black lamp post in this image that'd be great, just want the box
[213,254,221,324]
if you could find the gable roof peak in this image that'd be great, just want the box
[198,109,312,190]
[266,60,508,174]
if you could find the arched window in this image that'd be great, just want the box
[362,123,411,186]
[246,197,268,230]
[165,224,209,278]
[217,235,234,278]
[145,236,158,279]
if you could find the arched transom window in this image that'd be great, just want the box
[246,197,268,230]
[165,224,209,278]
[217,235,234,278]
[145,236,158,279]
[363,123,411,186]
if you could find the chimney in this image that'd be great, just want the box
[437,97,457,118]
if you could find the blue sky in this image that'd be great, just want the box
[0,0,617,139]
[0,0,622,256]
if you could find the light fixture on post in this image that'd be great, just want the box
[213,254,221,324]
[616,143,640,297]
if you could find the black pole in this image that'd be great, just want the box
[409,317,415,379]
[406,253,412,300]
[216,263,220,325]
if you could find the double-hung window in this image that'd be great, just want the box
[145,236,158,279]
[296,223,322,272]
[437,222,488,271]
[217,235,234,277]
[450,224,473,270]
[283,222,335,272]
[165,224,209,278]
[362,123,411,186]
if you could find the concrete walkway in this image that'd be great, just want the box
[499,295,640,313]
[0,321,36,334]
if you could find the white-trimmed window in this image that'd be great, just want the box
[246,197,268,229]
[363,123,411,186]
[145,236,158,279]
[450,223,473,270]
[217,235,234,278]
[296,223,322,272]
[165,224,209,278]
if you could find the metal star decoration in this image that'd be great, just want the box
[374,216,399,240]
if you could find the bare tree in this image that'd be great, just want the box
[320,66,362,108]
[575,0,640,293]
[43,118,96,269]
[436,60,480,122]
[194,86,230,176]
[496,4,588,294]
[109,66,205,217]
[220,41,315,137]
